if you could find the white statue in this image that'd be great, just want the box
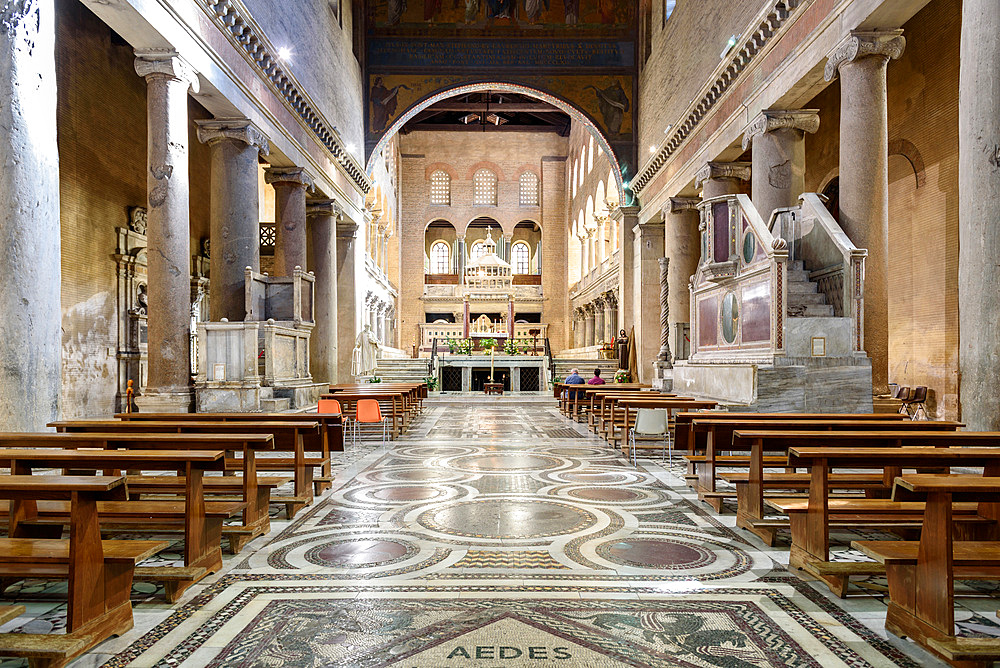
[351,324,381,376]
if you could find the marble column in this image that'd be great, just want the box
[501,234,512,263]
[695,161,751,200]
[613,205,640,336]
[594,297,606,345]
[657,257,671,363]
[584,305,596,347]
[0,1,61,430]
[308,199,340,384]
[196,119,269,321]
[336,220,359,380]
[603,293,617,343]
[664,197,701,353]
[633,221,665,383]
[266,167,313,277]
[573,309,584,348]
[456,234,467,281]
[825,30,905,395]
[742,110,820,222]
[959,1,1000,430]
[134,50,199,413]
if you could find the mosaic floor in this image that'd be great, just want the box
[2,396,989,666]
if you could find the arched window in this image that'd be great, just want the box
[470,241,486,262]
[519,172,539,206]
[430,170,451,205]
[473,169,497,206]
[512,242,530,274]
[430,241,450,274]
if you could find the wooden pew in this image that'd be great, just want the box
[0,475,168,668]
[0,443,238,602]
[854,474,1000,667]
[54,419,316,521]
[726,430,997,547]
[775,446,1000,597]
[692,418,963,510]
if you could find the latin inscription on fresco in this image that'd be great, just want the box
[368,39,634,70]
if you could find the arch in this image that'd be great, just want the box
[465,159,506,182]
[578,146,586,187]
[365,82,626,204]
[587,135,595,173]
[423,162,459,180]
[888,138,926,189]
[429,240,451,274]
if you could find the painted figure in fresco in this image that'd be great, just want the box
[464,0,480,23]
[486,0,513,20]
[524,0,548,23]
[586,80,630,135]
[564,0,579,24]
[598,0,616,23]
[424,0,442,21]
[387,0,407,25]
[370,77,412,134]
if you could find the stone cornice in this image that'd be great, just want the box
[741,109,820,150]
[265,166,315,190]
[632,0,808,196]
[665,197,701,215]
[195,0,371,194]
[134,49,199,92]
[195,118,269,157]
[695,162,751,189]
[824,30,905,81]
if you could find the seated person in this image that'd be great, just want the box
[587,368,606,385]
[564,368,585,400]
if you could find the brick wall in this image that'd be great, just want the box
[57,0,211,418]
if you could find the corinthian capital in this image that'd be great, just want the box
[741,109,820,150]
[134,49,200,92]
[196,118,270,157]
[694,162,751,189]
[824,30,905,82]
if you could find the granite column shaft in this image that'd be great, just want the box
[267,167,312,276]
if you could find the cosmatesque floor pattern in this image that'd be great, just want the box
[3,397,988,667]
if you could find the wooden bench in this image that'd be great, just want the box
[728,430,995,546]
[0,444,237,602]
[853,474,1000,667]
[691,418,963,511]
[54,420,315,521]
[785,446,1000,599]
[0,475,168,667]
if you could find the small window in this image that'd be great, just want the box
[663,0,675,28]
[430,170,451,205]
[430,241,450,274]
[470,242,486,262]
[512,243,530,274]
[473,169,497,206]
[519,172,539,206]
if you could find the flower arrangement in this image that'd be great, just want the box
[480,337,499,353]
[424,375,439,391]
[614,370,630,383]
[503,338,519,355]
[458,338,474,355]
[367,376,382,383]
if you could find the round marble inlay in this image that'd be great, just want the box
[597,538,716,570]
[544,447,608,457]
[561,472,633,484]
[370,486,442,501]
[419,499,597,539]
[374,469,457,483]
[568,487,643,502]
[304,539,414,568]
[449,454,563,473]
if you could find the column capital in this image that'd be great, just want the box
[665,197,701,215]
[741,109,820,150]
[307,198,343,219]
[134,49,199,92]
[336,220,359,238]
[695,161,751,189]
[658,256,670,269]
[824,30,905,82]
[196,118,270,157]
[265,166,315,191]
[610,204,640,223]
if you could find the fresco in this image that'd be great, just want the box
[367,74,634,141]
[370,0,633,32]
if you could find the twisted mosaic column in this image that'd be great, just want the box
[657,257,671,365]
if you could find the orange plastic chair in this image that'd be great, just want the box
[318,398,350,443]
[354,399,388,447]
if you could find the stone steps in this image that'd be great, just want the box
[786,260,834,317]
[552,359,620,380]
[373,358,431,383]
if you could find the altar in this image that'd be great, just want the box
[437,355,549,393]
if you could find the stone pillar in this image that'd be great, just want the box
[742,110,820,222]
[613,205,640,335]
[462,297,470,338]
[501,234,512,263]
[695,161,751,200]
[0,1,61,430]
[266,167,313,277]
[336,220,359,379]
[603,293,617,343]
[593,297,606,345]
[308,199,340,383]
[584,305,596,347]
[134,50,199,413]
[196,119,269,321]
[633,221,665,383]
[456,234,467,282]
[657,257,671,363]
[959,2,1000,430]
[825,30,905,395]
[664,197,701,355]
[573,309,583,348]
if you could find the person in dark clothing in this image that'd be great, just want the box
[587,368,606,385]
[564,368,585,400]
